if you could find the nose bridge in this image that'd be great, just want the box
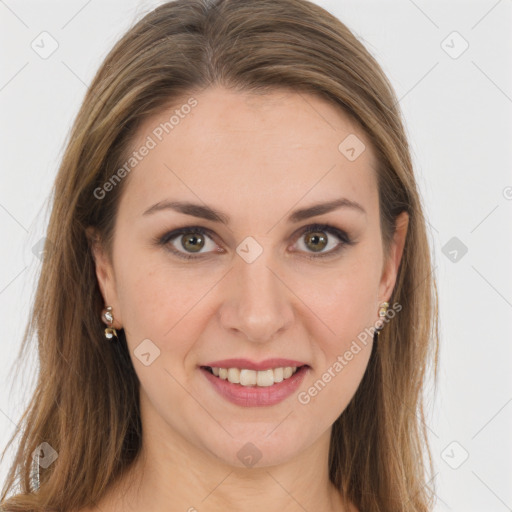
[219,241,294,342]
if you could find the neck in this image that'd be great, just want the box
[96,396,351,512]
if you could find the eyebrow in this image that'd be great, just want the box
[142,197,366,224]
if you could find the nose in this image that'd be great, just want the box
[218,248,295,343]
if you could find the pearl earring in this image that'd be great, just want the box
[102,306,118,341]
[375,301,389,336]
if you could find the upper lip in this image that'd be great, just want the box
[202,358,309,371]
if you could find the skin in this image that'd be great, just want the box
[86,85,408,512]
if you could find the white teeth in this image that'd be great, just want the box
[227,368,240,384]
[273,367,284,383]
[239,369,257,386]
[256,369,274,387]
[209,366,301,387]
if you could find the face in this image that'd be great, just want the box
[91,85,408,469]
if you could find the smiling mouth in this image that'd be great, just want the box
[201,365,309,387]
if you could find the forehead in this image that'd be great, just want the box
[117,86,379,223]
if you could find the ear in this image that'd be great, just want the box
[86,227,123,329]
[378,211,409,303]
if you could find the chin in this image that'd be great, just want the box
[199,427,311,470]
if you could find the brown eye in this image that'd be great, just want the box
[303,231,328,252]
[293,223,352,259]
[181,233,205,252]
[157,223,352,261]
[158,226,220,259]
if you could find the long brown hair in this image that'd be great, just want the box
[1,0,439,510]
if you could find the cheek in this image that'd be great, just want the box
[304,257,381,347]
[298,339,372,425]
[114,250,217,350]
[296,263,378,416]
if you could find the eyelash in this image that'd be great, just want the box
[155,223,354,261]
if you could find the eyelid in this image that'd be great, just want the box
[155,223,353,260]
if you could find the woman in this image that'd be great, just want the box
[0,0,439,511]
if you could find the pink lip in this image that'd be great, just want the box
[200,365,310,407]
[202,358,308,371]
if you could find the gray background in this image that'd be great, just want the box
[1,0,511,510]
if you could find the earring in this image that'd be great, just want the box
[102,306,118,341]
[375,301,389,336]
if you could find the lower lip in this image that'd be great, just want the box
[200,366,309,407]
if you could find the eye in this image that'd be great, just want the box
[157,226,222,260]
[156,223,353,260]
[292,223,353,259]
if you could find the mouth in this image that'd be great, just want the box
[200,363,310,407]
[200,364,309,387]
